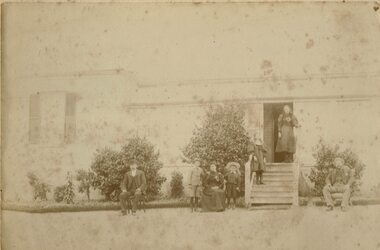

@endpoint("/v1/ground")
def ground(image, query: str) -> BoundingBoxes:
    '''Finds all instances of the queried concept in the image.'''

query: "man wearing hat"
[323,157,355,212]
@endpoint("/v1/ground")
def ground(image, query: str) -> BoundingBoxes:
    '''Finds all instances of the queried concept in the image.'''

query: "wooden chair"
[127,194,147,213]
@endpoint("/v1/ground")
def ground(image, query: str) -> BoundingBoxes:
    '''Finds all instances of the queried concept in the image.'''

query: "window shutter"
[64,93,76,143]
[29,93,41,143]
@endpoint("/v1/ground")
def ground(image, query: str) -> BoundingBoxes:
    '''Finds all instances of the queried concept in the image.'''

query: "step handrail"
[244,160,254,208]
[293,160,300,206]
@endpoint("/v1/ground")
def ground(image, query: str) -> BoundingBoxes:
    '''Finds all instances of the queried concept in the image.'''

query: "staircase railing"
[244,161,255,207]
[292,160,300,206]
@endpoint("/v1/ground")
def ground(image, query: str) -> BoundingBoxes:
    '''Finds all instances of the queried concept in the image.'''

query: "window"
[29,92,76,145]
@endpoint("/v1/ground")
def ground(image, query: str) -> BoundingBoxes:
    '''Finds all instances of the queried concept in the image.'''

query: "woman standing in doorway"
[275,105,300,163]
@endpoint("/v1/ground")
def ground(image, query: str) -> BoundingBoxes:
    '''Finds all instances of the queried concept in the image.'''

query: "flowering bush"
[91,136,166,201]
[27,172,51,201]
[170,171,184,198]
[308,139,365,196]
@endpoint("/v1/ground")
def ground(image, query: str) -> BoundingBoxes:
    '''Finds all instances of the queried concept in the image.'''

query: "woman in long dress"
[275,105,300,163]
[201,164,226,212]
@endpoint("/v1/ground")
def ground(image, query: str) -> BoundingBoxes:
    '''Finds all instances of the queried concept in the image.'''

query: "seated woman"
[201,164,226,212]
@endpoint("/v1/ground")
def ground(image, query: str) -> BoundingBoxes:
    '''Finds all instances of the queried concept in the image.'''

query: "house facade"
[2,2,380,201]
[2,75,380,201]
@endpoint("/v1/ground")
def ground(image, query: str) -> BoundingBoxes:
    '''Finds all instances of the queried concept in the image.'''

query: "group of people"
[188,160,241,212]
[118,105,355,215]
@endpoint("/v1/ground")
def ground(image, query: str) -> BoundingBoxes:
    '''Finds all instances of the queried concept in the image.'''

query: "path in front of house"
[2,205,380,250]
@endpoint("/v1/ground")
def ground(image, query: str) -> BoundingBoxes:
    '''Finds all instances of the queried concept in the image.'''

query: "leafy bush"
[90,148,123,201]
[308,139,365,196]
[170,171,184,198]
[76,169,95,200]
[182,104,250,194]
[54,172,75,204]
[91,136,166,201]
[27,172,51,201]
[64,172,75,204]
[53,185,65,202]
[371,183,380,198]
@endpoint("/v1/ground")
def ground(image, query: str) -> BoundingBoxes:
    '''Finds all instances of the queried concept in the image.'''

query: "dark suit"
[119,169,146,213]
[323,165,355,208]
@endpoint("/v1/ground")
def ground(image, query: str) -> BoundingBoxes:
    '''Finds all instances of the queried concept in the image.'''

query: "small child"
[248,134,268,185]
[225,162,241,209]
[188,160,203,212]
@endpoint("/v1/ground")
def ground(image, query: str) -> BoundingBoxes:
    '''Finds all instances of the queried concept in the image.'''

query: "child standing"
[188,160,203,212]
[225,162,241,209]
[248,135,268,185]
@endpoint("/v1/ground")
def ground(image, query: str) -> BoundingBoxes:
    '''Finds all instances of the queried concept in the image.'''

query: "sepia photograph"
[1,1,380,249]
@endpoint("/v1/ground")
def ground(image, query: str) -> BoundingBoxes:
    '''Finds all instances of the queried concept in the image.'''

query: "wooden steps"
[246,162,299,208]
[249,204,291,210]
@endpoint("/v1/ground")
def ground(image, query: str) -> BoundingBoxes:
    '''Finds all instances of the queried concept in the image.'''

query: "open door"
[244,103,263,141]
[263,102,293,163]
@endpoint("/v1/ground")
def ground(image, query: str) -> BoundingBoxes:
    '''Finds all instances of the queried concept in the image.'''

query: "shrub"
[182,104,250,193]
[27,172,51,201]
[76,169,95,200]
[53,185,65,202]
[91,136,166,201]
[308,139,365,196]
[371,183,380,198]
[64,172,75,204]
[90,148,124,201]
[182,104,250,171]
[170,171,184,198]
[54,172,75,204]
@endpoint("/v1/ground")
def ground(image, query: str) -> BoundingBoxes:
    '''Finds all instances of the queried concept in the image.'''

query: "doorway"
[263,102,293,163]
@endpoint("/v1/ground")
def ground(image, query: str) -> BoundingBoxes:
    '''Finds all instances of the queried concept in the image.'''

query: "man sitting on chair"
[119,160,146,216]
[323,157,355,212]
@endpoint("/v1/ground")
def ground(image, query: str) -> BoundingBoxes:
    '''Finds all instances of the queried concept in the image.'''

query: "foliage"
[170,171,184,198]
[54,172,75,204]
[27,172,51,201]
[53,185,65,203]
[76,169,96,200]
[120,136,166,200]
[308,139,366,196]
[371,183,380,198]
[64,172,75,204]
[91,136,166,201]
[90,148,124,201]
[182,104,250,173]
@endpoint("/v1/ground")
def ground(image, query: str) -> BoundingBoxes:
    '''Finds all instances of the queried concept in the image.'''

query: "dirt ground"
[2,205,380,250]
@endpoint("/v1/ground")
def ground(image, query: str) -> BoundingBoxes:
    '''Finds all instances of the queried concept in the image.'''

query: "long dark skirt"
[201,187,225,212]
[276,125,296,153]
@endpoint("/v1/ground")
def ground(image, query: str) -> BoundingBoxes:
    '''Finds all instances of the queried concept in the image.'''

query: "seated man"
[323,157,355,212]
[119,160,146,216]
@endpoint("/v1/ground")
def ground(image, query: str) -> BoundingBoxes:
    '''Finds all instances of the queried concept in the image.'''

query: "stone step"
[251,196,293,204]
